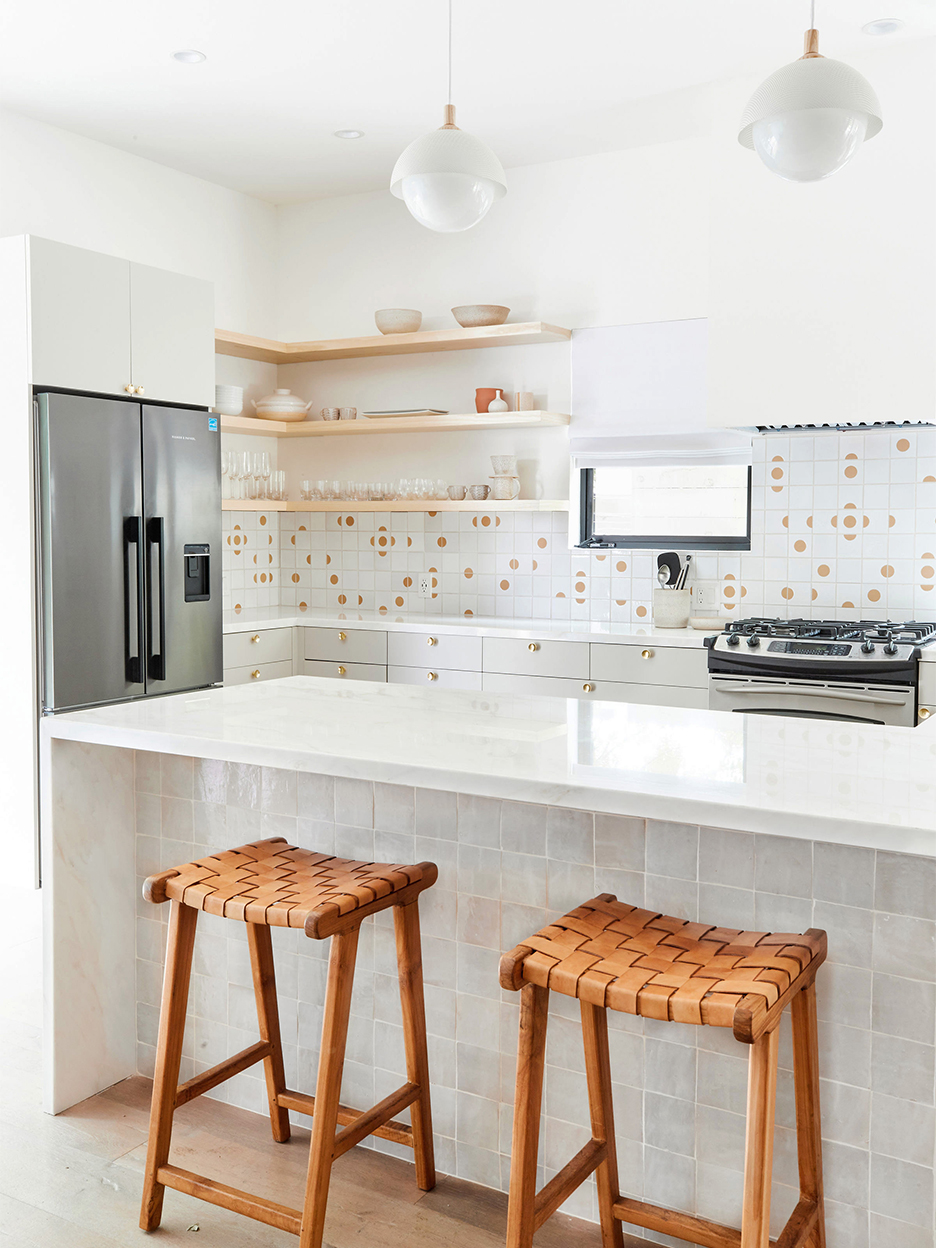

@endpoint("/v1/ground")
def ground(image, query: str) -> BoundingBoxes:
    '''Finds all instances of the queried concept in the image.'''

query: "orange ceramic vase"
[475,388,500,413]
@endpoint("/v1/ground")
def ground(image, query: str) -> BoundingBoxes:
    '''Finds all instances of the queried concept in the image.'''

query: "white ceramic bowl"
[451,304,510,328]
[251,389,313,421]
[375,309,422,335]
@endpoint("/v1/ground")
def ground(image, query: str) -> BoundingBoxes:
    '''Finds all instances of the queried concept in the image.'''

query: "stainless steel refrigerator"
[36,391,222,712]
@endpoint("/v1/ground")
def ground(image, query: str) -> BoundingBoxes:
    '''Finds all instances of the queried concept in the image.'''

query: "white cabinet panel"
[389,631,481,672]
[300,659,387,683]
[223,627,293,670]
[590,643,708,689]
[129,262,214,406]
[483,637,589,680]
[304,627,387,664]
[29,238,131,395]
[389,665,482,690]
[919,664,936,707]
[224,660,292,686]
[482,671,708,708]
[482,672,594,699]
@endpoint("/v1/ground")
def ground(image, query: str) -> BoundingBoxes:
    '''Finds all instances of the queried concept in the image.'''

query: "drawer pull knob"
[427,671,437,681]
[337,665,346,676]
[641,649,654,660]
[920,707,932,720]
[250,634,261,643]
[583,683,594,693]
[124,383,135,394]
[528,642,539,652]
[427,637,437,646]
[135,386,145,395]
[338,631,347,641]
[250,669,261,680]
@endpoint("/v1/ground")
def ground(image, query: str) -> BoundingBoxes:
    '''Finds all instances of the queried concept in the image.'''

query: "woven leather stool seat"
[144,837,437,938]
[501,893,826,1043]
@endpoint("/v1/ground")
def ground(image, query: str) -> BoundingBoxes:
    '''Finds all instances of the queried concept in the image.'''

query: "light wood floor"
[0,887,642,1248]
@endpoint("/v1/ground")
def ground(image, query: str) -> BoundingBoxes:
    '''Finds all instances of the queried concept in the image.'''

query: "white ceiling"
[1,0,934,204]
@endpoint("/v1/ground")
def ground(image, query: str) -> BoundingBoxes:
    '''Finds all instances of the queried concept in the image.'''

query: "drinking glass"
[259,451,272,499]
[221,451,231,500]
[325,480,341,501]
[435,479,448,500]
[270,470,286,500]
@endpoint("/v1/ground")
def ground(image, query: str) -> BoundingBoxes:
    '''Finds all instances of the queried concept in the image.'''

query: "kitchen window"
[578,463,752,550]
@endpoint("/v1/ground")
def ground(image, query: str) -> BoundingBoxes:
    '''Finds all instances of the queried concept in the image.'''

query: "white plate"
[363,409,449,419]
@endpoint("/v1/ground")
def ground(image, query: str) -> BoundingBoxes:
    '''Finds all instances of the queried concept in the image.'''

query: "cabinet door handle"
[427,637,437,646]
[641,649,654,660]
[583,683,594,693]
[250,634,261,644]
[251,669,261,680]
[427,671,437,681]
[337,665,346,676]
[124,383,135,394]
[528,642,539,652]
[135,386,145,395]
[338,631,347,641]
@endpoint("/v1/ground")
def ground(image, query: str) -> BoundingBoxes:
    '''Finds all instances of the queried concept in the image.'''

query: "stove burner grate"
[722,618,936,646]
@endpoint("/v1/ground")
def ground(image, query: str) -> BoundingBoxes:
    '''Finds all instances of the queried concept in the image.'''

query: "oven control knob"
[727,633,740,647]
[746,635,760,648]
[861,640,876,654]
[884,640,898,655]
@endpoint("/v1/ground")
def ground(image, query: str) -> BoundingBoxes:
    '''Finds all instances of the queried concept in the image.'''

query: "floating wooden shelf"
[215,322,571,364]
[220,411,570,438]
[222,499,570,513]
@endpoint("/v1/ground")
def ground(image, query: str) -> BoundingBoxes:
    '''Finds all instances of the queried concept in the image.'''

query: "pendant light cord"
[447,0,453,104]
[810,0,816,28]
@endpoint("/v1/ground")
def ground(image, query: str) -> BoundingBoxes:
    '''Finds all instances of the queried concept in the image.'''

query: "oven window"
[579,464,751,550]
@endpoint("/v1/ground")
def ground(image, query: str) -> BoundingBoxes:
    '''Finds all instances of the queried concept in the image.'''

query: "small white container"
[653,589,691,629]
[214,384,243,416]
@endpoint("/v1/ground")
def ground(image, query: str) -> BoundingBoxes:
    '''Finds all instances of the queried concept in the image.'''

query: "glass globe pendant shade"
[739,37,882,181]
[752,107,869,182]
[391,107,507,232]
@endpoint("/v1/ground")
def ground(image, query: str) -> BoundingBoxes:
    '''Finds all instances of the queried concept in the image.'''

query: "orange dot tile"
[500,579,510,590]
[616,561,627,572]
[403,576,413,588]
[868,589,881,602]
[338,594,347,605]
[818,565,831,577]
[464,568,473,578]
[844,466,858,479]
[845,452,858,460]
[292,573,300,583]
[636,605,647,617]
[509,558,519,570]
[329,574,338,585]
[897,438,910,451]
[537,538,548,548]
[781,587,794,600]
[395,596,404,606]
[922,566,935,578]
[771,467,783,480]
[794,540,807,552]
[434,535,445,548]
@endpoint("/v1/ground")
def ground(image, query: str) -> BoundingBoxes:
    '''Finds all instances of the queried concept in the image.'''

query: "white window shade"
[571,319,752,467]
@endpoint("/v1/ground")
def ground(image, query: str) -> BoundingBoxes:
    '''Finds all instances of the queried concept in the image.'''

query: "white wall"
[0,108,279,335]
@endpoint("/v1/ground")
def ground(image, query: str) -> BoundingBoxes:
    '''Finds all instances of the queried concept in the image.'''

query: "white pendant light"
[390,0,506,232]
[739,1,882,182]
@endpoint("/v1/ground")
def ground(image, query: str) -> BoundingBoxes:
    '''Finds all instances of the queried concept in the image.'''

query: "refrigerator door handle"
[146,516,167,681]
[123,517,145,684]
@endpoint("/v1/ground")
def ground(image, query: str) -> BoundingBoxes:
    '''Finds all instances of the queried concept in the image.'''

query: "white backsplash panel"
[222,429,936,622]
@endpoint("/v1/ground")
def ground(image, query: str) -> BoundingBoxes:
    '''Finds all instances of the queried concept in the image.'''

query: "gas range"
[705,618,936,727]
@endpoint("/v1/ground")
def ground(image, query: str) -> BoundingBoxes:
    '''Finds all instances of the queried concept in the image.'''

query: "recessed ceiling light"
[334,129,364,140]
[862,18,905,35]
[172,49,207,63]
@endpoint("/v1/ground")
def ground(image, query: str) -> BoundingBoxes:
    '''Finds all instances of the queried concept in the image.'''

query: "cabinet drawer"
[304,627,387,664]
[920,664,936,706]
[482,672,708,709]
[483,637,589,679]
[590,643,708,689]
[223,627,293,670]
[300,659,387,683]
[224,660,293,686]
[482,672,592,699]
[389,665,483,691]
[389,631,481,672]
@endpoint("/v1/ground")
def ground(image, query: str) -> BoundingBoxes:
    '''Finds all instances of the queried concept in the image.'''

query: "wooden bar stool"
[139,836,437,1248]
[500,894,827,1248]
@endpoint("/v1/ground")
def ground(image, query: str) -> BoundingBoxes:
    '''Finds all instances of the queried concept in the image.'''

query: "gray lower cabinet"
[224,660,293,686]
[300,658,387,683]
[389,665,483,690]
[304,627,387,664]
[482,637,589,679]
[388,631,482,671]
[223,627,293,670]
[590,643,708,688]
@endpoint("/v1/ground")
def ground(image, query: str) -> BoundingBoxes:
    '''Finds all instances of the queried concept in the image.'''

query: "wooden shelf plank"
[215,322,571,364]
[222,499,570,513]
[220,411,570,438]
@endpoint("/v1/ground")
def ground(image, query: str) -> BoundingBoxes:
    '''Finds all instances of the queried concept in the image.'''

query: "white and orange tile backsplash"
[222,428,936,622]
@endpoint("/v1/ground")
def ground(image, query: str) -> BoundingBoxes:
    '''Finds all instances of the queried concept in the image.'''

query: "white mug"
[468,485,490,501]
[490,476,520,500]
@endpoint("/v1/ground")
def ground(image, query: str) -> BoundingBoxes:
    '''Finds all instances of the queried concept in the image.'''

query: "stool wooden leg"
[247,922,291,1144]
[140,900,198,1232]
[581,1002,625,1248]
[506,983,549,1248]
[792,982,826,1248]
[741,1025,779,1248]
[298,925,360,1248]
[394,899,436,1191]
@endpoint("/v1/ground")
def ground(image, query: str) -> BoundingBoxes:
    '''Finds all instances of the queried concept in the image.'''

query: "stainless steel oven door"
[709,674,916,726]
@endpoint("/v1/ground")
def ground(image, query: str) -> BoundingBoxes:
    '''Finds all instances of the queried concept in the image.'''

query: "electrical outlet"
[418,574,432,598]
[694,581,718,611]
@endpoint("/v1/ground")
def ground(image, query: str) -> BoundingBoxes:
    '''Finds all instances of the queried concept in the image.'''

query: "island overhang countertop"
[43,676,936,857]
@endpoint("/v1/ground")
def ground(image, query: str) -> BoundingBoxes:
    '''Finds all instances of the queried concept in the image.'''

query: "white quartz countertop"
[222,607,715,647]
[44,677,936,857]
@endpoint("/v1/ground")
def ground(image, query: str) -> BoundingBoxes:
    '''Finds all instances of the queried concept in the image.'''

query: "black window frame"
[577,465,753,551]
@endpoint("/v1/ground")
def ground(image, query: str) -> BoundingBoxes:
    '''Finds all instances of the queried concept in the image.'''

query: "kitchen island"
[42,678,936,1243]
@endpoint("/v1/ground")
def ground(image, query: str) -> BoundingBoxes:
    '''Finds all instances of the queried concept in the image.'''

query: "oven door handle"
[715,684,908,707]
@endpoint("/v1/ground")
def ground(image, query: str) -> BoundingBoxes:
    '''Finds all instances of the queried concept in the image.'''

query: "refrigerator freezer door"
[142,405,222,695]
[37,392,145,711]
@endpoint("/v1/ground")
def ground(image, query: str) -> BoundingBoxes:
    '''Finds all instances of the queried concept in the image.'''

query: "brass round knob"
[427,637,437,646]
[583,683,594,693]
[427,671,437,681]
[250,669,260,680]
[250,634,260,643]
[338,631,347,641]
[641,649,654,660]
[135,386,145,395]
[124,384,135,393]
[528,642,539,652]
[337,665,346,676]
[920,707,932,721]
